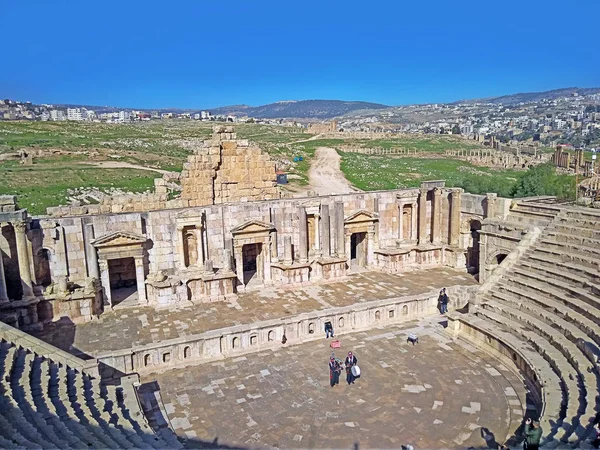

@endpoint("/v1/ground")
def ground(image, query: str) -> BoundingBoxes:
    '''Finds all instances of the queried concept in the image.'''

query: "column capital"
[433,187,442,196]
[419,188,428,196]
[450,189,461,198]
[98,259,109,270]
[13,221,28,233]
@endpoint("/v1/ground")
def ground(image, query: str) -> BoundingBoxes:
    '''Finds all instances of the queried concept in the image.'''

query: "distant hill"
[461,87,600,105]
[208,100,389,119]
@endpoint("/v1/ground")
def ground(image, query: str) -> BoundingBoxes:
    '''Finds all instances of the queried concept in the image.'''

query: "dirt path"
[307,147,359,195]
[76,161,174,175]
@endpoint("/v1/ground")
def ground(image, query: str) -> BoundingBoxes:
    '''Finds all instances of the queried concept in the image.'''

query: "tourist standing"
[324,321,334,339]
[523,418,542,450]
[345,351,358,385]
[439,288,449,314]
[329,355,341,387]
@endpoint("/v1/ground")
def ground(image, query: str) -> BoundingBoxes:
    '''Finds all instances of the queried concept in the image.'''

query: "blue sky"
[2,0,599,109]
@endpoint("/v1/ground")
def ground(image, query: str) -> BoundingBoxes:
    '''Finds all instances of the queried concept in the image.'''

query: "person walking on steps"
[345,351,358,385]
[523,418,542,450]
[329,354,341,387]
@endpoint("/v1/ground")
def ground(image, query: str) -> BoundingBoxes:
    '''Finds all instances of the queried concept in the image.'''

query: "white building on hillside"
[67,108,83,121]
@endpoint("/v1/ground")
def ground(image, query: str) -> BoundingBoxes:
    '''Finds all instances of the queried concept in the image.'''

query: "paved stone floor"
[36,268,476,354]
[150,318,529,449]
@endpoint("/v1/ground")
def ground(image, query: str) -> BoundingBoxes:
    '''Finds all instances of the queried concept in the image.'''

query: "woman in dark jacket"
[329,356,341,387]
[345,351,358,385]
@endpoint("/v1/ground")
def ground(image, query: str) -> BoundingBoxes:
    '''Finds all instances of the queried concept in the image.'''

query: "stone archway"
[231,220,275,290]
[344,210,378,269]
[92,231,148,308]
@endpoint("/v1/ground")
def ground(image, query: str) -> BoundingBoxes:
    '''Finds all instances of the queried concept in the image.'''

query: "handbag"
[351,365,361,377]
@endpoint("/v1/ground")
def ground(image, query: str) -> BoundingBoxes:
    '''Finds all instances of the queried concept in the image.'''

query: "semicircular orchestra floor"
[150,319,530,449]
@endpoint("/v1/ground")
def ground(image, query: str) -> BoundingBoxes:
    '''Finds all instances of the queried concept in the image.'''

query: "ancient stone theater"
[0,126,598,449]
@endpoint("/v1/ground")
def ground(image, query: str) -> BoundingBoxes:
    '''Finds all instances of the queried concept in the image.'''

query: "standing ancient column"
[262,237,272,283]
[450,190,462,247]
[283,235,293,264]
[194,225,204,267]
[366,227,376,266]
[98,259,112,307]
[298,207,308,264]
[233,245,244,287]
[14,221,35,300]
[84,223,100,280]
[270,207,279,262]
[320,205,331,258]
[334,202,345,257]
[0,243,8,303]
[223,248,232,271]
[397,201,404,241]
[134,256,147,304]
[313,212,320,252]
[418,189,428,246]
[176,225,186,269]
[411,201,418,242]
[432,188,442,245]
[486,193,497,219]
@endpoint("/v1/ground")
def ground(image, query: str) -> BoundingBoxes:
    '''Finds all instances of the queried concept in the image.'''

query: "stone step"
[545,229,600,249]
[510,266,600,311]
[524,253,600,286]
[519,258,600,300]
[555,214,600,230]
[515,202,562,215]
[561,208,600,220]
[508,209,554,225]
[513,205,559,218]
[552,222,600,240]
[488,290,600,364]
[539,238,600,260]
[532,245,599,272]
[49,362,102,447]
[0,410,42,450]
[495,282,600,347]
[67,369,123,449]
[7,348,49,448]
[448,313,566,443]
[473,307,580,443]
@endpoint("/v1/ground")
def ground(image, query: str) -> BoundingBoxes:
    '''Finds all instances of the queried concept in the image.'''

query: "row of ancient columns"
[0,221,35,303]
[412,189,462,247]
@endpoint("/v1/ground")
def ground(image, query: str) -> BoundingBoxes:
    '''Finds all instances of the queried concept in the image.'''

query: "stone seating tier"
[0,339,177,449]
[451,207,600,447]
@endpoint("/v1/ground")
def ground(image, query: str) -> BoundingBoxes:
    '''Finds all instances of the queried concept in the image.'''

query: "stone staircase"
[0,333,181,449]
[450,206,600,448]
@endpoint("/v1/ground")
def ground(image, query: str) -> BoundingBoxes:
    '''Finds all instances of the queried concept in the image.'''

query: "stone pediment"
[231,220,275,235]
[91,231,147,248]
[344,209,378,224]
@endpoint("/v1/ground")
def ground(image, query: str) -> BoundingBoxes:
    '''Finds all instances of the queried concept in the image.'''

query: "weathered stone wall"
[180,126,279,207]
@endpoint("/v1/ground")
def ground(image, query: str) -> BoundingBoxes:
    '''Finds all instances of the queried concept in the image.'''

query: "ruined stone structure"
[1,124,600,448]
[444,148,549,169]
[307,120,337,134]
[0,184,501,327]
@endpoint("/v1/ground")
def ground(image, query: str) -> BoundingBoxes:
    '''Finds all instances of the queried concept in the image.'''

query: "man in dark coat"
[345,351,358,385]
[439,288,449,314]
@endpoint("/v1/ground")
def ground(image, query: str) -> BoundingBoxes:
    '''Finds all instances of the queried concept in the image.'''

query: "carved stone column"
[223,248,232,271]
[234,244,244,287]
[397,201,404,241]
[298,207,308,264]
[283,235,293,264]
[411,202,418,242]
[134,256,147,305]
[14,221,35,300]
[270,207,279,262]
[314,212,320,252]
[320,204,331,257]
[418,189,428,246]
[0,246,8,303]
[176,225,186,269]
[84,223,100,280]
[194,225,204,267]
[366,227,375,266]
[486,193,497,219]
[334,202,345,257]
[432,188,442,245]
[450,190,462,247]
[262,237,272,283]
[98,259,112,307]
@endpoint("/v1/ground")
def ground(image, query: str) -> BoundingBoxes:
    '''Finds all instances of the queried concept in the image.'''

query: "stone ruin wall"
[180,126,279,207]
[44,126,280,217]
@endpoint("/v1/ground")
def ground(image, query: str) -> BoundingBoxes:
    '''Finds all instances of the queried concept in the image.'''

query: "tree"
[511,163,575,200]
[451,125,461,135]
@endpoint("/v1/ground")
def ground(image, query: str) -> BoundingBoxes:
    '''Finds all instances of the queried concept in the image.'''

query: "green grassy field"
[339,152,523,197]
[0,161,156,215]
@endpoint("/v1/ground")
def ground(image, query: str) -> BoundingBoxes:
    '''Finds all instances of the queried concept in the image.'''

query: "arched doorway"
[466,219,481,274]
[35,248,52,287]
